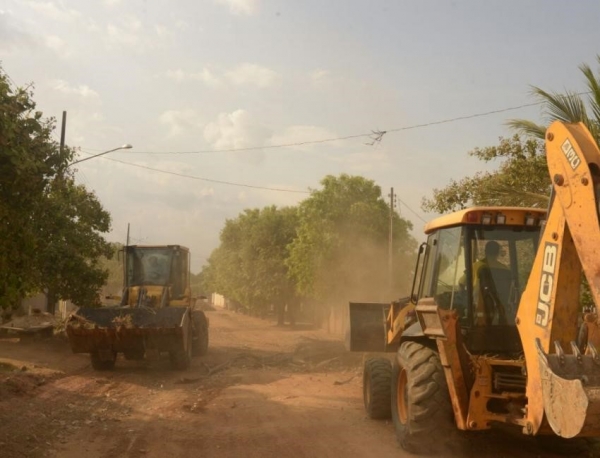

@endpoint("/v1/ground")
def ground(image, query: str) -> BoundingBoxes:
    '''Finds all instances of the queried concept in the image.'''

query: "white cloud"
[165,64,278,88]
[0,10,36,55]
[155,24,169,38]
[328,149,391,173]
[198,187,215,197]
[166,68,221,87]
[105,16,146,49]
[175,20,190,30]
[64,110,121,146]
[204,109,271,150]
[310,69,331,83]
[159,109,204,136]
[26,1,82,22]
[44,35,72,58]
[103,0,122,6]
[269,125,340,150]
[215,0,259,15]
[51,79,101,101]
[225,63,279,88]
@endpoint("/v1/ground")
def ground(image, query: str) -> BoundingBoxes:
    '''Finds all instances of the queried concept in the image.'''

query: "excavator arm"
[516,121,600,438]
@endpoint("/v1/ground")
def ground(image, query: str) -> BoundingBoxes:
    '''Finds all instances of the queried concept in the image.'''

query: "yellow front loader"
[66,245,209,371]
[348,121,600,453]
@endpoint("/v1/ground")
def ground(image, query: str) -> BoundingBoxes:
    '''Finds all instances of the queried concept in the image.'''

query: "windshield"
[126,247,173,286]
[468,226,540,327]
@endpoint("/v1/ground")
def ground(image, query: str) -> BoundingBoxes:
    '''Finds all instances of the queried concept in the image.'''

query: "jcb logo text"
[561,139,582,170]
[535,243,557,327]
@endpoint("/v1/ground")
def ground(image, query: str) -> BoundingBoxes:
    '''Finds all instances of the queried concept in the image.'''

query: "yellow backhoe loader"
[348,121,600,453]
[66,245,209,371]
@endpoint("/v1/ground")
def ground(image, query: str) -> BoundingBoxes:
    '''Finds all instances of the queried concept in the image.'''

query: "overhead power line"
[396,197,427,223]
[106,132,370,155]
[78,152,311,194]
[78,151,427,222]
[108,94,591,155]
[77,92,593,221]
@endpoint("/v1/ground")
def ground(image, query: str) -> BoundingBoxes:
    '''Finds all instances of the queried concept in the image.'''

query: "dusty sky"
[2,0,600,271]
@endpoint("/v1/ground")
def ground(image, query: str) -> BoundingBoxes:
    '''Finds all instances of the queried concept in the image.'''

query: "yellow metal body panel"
[434,307,471,430]
[516,122,600,437]
[387,302,415,345]
[424,207,545,234]
[127,285,166,306]
[466,357,527,430]
[380,122,600,439]
[128,244,190,251]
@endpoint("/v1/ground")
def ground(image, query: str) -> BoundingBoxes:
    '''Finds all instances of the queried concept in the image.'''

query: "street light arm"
[68,144,133,167]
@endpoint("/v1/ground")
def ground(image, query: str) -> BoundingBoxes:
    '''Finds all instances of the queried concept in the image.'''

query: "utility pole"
[60,111,67,154]
[388,187,396,296]
[47,112,67,316]
[123,223,130,289]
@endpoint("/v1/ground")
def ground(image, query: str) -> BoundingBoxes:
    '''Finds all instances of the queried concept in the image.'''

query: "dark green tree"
[201,206,300,322]
[287,174,416,304]
[97,242,125,296]
[424,56,600,214]
[424,57,600,309]
[422,135,550,213]
[0,67,112,312]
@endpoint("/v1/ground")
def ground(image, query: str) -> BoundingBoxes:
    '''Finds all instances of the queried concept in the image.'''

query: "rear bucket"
[346,302,389,352]
[66,306,189,354]
[536,338,600,438]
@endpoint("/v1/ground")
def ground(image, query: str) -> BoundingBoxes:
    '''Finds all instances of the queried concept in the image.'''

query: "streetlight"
[68,144,133,166]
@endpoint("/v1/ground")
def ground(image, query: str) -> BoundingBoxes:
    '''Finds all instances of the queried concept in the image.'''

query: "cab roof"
[127,244,190,252]
[424,206,546,234]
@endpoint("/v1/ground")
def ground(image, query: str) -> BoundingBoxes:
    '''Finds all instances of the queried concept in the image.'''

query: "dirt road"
[0,309,596,458]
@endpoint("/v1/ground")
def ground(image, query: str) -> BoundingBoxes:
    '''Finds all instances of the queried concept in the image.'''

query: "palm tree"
[508,56,600,142]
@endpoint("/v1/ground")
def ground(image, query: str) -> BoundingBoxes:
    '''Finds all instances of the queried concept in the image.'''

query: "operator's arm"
[459,260,484,288]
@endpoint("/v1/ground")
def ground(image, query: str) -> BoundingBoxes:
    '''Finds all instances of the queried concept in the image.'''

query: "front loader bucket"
[66,306,190,356]
[346,302,389,352]
[536,339,600,438]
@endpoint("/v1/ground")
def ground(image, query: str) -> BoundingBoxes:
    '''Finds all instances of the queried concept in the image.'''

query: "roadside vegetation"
[0,67,112,314]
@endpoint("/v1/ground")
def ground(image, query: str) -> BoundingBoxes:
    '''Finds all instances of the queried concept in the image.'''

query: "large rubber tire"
[192,311,209,357]
[90,351,116,371]
[363,358,392,419]
[391,341,453,454]
[170,323,192,370]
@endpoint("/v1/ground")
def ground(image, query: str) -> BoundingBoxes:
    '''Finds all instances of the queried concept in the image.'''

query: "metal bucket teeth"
[66,306,189,355]
[536,338,600,438]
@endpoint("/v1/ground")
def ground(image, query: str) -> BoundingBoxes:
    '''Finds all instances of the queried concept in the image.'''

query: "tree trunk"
[46,289,57,315]
[288,300,297,327]
[276,303,285,326]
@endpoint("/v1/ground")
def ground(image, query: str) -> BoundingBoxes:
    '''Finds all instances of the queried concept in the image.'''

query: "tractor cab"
[415,207,545,355]
[347,207,545,355]
[121,245,191,308]
[125,245,190,295]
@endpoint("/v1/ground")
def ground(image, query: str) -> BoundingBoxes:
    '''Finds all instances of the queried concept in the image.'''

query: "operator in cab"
[458,240,508,288]
[146,255,166,282]
[459,240,510,325]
